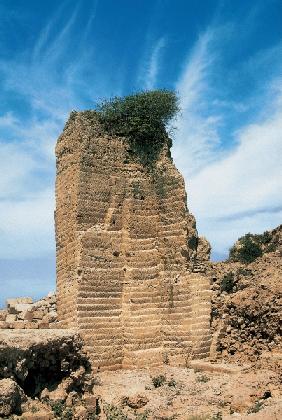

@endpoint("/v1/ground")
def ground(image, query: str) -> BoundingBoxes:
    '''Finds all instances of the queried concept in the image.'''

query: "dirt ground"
[93,358,282,420]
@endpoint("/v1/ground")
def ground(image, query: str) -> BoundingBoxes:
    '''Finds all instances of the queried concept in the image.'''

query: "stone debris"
[209,225,282,366]
[0,292,57,330]
[0,378,27,416]
[0,329,96,418]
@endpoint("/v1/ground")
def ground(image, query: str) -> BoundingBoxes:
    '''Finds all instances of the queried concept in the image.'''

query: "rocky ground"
[1,353,281,419]
[0,226,281,419]
[209,227,281,367]
[0,330,96,419]
[92,362,282,420]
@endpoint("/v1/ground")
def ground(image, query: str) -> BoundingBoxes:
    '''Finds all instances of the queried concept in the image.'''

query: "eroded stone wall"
[55,112,211,370]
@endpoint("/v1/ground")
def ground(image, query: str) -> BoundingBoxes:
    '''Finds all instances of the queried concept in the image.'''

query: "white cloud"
[172,28,282,259]
[0,3,99,259]
[0,142,37,198]
[0,189,55,259]
[145,37,166,90]
[188,106,282,257]
[173,29,224,178]
[138,37,166,91]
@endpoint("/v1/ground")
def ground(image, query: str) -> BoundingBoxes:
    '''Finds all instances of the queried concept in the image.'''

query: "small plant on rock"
[167,378,177,387]
[50,401,65,417]
[211,412,222,420]
[220,272,235,293]
[135,411,150,420]
[96,90,179,164]
[104,403,128,420]
[196,374,209,383]
[247,401,264,414]
[152,374,166,388]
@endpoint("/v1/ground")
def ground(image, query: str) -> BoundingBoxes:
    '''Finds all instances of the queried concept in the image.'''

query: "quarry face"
[55,111,211,371]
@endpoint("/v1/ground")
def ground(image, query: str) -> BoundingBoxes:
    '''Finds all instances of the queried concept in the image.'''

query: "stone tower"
[55,111,211,371]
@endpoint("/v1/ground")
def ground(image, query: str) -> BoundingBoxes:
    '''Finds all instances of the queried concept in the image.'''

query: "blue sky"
[0,0,282,306]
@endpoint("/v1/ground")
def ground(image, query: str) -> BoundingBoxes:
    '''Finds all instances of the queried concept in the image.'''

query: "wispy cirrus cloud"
[138,37,166,90]
[0,2,99,260]
[172,25,282,259]
[173,29,224,179]
[145,37,166,90]
[189,98,282,257]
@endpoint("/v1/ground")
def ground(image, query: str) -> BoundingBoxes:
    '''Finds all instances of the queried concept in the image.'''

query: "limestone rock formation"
[209,225,282,364]
[0,378,26,416]
[55,111,211,370]
[0,330,96,417]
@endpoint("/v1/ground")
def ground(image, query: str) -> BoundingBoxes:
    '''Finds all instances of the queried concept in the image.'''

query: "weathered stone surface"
[0,330,91,398]
[209,225,282,364]
[6,313,17,323]
[0,293,58,330]
[0,310,7,321]
[123,394,149,409]
[14,303,33,313]
[7,297,33,307]
[197,236,211,262]
[55,111,211,370]
[0,378,26,416]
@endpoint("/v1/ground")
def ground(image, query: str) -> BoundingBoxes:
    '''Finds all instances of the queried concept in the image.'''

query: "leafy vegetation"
[50,401,64,417]
[188,235,198,250]
[152,374,166,388]
[96,90,179,163]
[196,374,210,383]
[237,267,252,276]
[228,229,277,264]
[220,272,235,293]
[104,404,128,420]
[247,401,264,414]
[229,234,263,264]
[167,378,177,387]
[50,401,73,419]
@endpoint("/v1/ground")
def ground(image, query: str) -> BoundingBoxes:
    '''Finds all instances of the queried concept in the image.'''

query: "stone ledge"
[189,359,250,374]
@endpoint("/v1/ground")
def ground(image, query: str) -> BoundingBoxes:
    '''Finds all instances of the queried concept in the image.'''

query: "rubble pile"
[0,293,57,329]
[210,225,282,364]
[0,330,96,418]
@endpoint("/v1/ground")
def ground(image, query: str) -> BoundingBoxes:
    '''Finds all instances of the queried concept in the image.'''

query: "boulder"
[0,378,26,416]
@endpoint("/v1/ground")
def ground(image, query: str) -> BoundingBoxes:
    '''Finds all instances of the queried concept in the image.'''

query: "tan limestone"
[55,111,211,370]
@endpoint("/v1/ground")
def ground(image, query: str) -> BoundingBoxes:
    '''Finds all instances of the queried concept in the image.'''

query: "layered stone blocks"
[0,295,57,329]
[55,112,211,370]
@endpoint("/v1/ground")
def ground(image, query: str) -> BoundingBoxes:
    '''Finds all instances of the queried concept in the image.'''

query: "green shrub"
[196,374,209,383]
[229,234,263,264]
[96,90,179,163]
[211,413,222,420]
[258,231,272,244]
[237,267,252,276]
[63,408,73,420]
[188,236,198,250]
[265,243,276,253]
[167,378,177,387]
[50,401,64,417]
[247,401,263,414]
[50,402,73,419]
[152,374,166,388]
[104,404,128,420]
[221,272,235,293]
[135,412,150,420]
